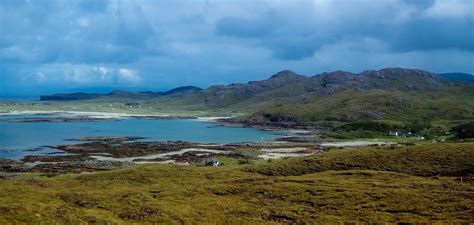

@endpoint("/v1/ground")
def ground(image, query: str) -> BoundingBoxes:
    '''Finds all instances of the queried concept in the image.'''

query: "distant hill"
[439,73,474,82]
[40,86,202,101]
[40,92,102,101]
[157,86,202,95]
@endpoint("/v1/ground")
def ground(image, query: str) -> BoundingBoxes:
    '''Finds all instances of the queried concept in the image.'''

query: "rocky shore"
[0,158,27,172]
[49,139,233,158]
[0,134,321,174]
[0,130,403,175]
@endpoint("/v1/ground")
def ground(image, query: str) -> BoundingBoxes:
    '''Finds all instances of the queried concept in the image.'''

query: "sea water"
[0,116,282,159]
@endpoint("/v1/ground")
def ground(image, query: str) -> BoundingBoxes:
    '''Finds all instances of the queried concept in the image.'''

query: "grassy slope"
[243,87,474,123]
[248,142,474,177]
[0,143,473,224]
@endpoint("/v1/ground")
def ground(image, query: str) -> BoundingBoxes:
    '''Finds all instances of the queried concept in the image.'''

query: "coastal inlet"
[0,112,324,173]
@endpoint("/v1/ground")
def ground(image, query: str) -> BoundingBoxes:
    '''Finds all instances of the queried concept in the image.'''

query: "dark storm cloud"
[214,0,474,60]
[0,0,155,64]
[0,0,473,94]
[390,19,474,52]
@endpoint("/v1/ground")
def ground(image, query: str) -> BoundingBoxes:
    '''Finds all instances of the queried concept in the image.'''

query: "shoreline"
[0,136,323,173]
[0,131,405,174]
[0,110,232,121]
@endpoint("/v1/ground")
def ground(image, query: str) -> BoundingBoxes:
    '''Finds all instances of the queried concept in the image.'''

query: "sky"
[0,0,473,96]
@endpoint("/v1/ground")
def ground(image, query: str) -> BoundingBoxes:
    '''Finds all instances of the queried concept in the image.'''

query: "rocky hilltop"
[202,70,307,107]
[190,68,457,108]
[313,68,450,95]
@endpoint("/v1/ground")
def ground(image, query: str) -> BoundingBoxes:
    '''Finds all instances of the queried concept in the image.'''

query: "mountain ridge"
[190,67,458,108]
[40,68,470,102]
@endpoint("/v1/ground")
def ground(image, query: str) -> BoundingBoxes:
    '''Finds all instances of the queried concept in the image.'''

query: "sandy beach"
[0,110,231,121]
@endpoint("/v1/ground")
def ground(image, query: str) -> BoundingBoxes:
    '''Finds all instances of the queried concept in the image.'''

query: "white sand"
[134,160,176,165]
[259,147,316,159]
[0,110,152,119]
[1,110,234,122]
[195,117,231,122]
[259,153,313,160]
[285,129,312,134]
[260,147,308,153]
[91,148,230,163]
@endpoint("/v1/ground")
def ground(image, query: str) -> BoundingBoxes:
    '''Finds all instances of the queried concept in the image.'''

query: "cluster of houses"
[121,103,153,109]
[388,130,425,140]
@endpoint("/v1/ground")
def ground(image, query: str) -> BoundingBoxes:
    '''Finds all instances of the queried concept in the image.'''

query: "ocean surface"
[0,115,283,160]
[0,95,39,102]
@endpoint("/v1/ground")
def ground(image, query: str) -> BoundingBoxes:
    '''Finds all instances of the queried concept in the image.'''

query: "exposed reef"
[5,134,320,173]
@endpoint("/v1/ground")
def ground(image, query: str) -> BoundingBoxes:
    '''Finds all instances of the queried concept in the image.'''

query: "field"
[0,142,472,224]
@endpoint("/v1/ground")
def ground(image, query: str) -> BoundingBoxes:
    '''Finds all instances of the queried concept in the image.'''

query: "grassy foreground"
[0,143,473,224]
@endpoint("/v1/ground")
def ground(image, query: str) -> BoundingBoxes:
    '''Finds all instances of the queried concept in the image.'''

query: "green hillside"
[150,68,474,130]
[244,87,474,123]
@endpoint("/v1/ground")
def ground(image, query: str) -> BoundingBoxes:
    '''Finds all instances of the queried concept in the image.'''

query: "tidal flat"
[0,111,323,173]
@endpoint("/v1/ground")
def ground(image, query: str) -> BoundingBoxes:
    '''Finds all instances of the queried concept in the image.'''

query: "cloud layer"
[1,0,473,94]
